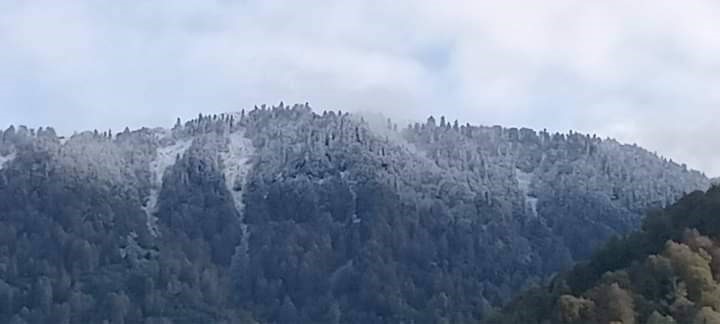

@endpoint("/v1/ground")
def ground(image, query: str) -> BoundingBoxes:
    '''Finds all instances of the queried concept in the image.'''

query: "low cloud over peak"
[1,0,718,175]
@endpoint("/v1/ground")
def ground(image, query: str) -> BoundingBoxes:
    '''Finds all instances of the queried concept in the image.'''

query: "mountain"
[0,103,710,323]
[488,185,720,324]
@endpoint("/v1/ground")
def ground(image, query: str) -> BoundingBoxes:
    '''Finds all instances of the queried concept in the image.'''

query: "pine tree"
[278,295,298,324]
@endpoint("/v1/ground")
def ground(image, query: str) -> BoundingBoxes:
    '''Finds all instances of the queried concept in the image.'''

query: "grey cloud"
[0,0,718,175]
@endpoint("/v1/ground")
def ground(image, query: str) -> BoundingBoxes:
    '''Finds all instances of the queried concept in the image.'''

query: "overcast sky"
[0,1,718,175]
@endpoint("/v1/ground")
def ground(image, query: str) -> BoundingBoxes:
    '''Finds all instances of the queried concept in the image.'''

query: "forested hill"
[0,103,710,323]
[488,185,720,324]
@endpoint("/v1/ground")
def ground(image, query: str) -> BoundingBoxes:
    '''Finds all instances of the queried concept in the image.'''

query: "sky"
[0,1,719,176]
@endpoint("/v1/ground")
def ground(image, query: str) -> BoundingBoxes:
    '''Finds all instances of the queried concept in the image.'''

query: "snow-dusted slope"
[220,130,254,254]
[0,105,713,323]
[0,152,16,170]
[143,138,193,237]
[516,168,538,217]
[221,130,254,218]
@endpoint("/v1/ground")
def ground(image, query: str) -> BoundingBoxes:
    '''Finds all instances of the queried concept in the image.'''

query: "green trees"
[556,295,595,323]
[646,312,676,324]
[589,283,635,324]
[494,186,720,324]
[664,241,720,309]
[693,307,720,324]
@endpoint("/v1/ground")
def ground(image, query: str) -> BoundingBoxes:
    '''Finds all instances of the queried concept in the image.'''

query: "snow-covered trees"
[0,104,710,323]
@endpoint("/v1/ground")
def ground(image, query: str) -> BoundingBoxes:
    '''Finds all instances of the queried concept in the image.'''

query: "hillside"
[0,103,710,323]
[488,185,720,324]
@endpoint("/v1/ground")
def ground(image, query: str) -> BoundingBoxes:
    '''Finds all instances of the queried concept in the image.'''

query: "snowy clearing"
[0,152,16,170]
[221,130,254,254]
[143,138,193,237]
[516,168,538,217]
[221,131,254,218]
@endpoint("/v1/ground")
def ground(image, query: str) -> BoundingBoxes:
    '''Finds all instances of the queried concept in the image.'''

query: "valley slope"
[488,186,720,324]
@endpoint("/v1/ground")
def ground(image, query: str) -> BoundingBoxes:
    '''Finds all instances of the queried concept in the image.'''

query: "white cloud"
[0,0,718,175]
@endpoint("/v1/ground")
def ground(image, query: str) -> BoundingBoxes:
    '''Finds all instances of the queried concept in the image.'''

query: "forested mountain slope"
[0,103,709,323]
[488,186,720,324]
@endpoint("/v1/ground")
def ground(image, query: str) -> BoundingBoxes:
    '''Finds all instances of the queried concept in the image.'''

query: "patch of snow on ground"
[0,152,16,170]
[143,138,193,237]
[527,197,539,217]
[330,260,354,285]
[221,130,254,253]
[221,131,254,216]
[516,168,538,217]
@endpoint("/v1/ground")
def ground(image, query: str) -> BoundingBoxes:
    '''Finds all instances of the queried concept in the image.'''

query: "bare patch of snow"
[0,152,16,171]
[516,168,538,217]
[143,138,193,237]
[221,131,254,217]
[527,197,539,216]
[330,260,354,285]
[221,130,254,254]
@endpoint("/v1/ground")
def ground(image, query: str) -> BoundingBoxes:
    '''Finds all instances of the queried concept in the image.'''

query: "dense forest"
[0,103,710,323]
[489,185,720,324]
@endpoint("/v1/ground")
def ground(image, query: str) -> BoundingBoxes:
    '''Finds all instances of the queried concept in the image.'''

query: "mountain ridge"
[0,103,711,323]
